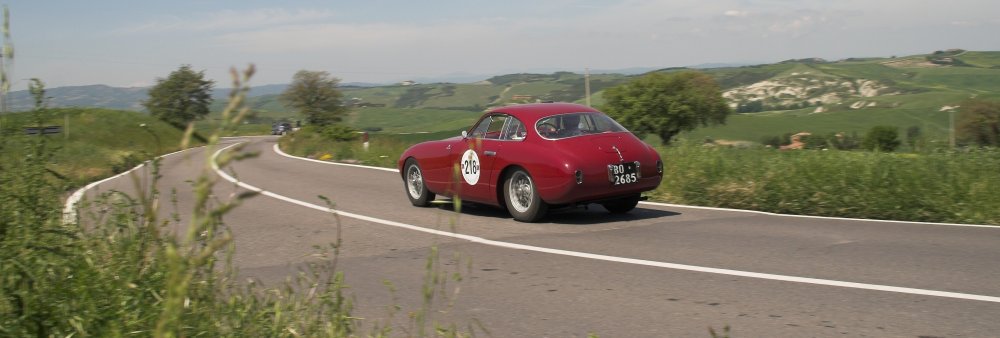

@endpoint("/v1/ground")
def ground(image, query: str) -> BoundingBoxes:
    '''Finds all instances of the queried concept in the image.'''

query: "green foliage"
[957,98,1000,146]
[799,133,830,149]
[0,120,72,337]
[317,124,360,142]
[280,70,347,126]
[0,5,11,99]
[602,71,732,145]
[143,65,214,128]
[654,143,1000,225]
[862,125,901,152]
[27,78,46,109]
[736,100,764,113]
[760,135,784,148]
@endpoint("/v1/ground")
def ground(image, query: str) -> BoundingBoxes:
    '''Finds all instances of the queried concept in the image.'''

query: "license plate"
[608,162,640,185]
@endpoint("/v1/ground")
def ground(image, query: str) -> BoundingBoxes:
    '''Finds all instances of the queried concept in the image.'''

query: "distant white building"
[400,80,417,86]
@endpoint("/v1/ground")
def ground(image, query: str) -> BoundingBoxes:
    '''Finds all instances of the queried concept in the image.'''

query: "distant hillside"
[5,50,999,143]
[685,50,1000,143]
[6,85,148,111]
[4,83,287,112]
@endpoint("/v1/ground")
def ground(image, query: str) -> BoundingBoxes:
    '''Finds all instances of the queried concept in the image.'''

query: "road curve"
[76,136,1000,337]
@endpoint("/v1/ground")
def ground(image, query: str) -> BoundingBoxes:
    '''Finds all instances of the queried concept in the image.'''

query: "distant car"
[398,102,663,222]
[272,122,293,135]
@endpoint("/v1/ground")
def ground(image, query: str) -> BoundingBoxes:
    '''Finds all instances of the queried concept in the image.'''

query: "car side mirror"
[461,130,468,138]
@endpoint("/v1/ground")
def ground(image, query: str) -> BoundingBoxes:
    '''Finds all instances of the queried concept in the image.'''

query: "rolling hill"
[6,50,999,144]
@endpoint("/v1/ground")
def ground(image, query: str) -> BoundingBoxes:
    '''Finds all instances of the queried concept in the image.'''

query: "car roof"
[487,102,602,122]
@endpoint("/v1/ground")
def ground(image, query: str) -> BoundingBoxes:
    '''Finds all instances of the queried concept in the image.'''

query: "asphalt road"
[74,136,1000,337]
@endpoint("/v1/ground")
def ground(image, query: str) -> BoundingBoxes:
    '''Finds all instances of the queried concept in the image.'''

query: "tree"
[143,65,214,128]
[602,71,731,145]
[280,70,347,126]
[862,125,901,152]
[957,99,1000,147]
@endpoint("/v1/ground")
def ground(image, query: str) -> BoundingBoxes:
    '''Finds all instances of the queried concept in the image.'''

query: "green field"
[225,50,1000,145]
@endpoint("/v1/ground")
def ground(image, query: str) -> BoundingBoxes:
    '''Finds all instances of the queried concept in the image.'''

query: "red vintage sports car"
[398,102,663,222]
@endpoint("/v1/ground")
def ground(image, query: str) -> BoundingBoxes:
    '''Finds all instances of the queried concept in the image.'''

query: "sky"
[6,0,1000,89]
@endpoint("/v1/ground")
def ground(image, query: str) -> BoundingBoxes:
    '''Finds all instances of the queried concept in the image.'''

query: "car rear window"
[535,112,627,140]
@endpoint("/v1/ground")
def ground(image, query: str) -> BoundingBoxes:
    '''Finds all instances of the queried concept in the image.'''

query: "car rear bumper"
[537,174,661,205]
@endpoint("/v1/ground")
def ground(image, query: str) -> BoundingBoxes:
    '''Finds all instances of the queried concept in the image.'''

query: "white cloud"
[724,10,748,17]
[120,8,337,33]
[216,21,495,53]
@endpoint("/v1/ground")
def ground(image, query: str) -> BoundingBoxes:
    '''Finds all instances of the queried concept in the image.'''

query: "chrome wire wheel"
[403,159,435,207]
[406,165,424,199]
[503,168,547,222]
[508,171,534,213]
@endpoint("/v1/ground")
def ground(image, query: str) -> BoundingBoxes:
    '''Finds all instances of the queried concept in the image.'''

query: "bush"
[110,151,148,174]
[862,125,901,152]
[318,124,360,142]
[760,135,783,148]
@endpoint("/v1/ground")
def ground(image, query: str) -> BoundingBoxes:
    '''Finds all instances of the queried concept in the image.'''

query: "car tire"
[602,194,640,214]
[503,168,548,222]
[404,159,435,207]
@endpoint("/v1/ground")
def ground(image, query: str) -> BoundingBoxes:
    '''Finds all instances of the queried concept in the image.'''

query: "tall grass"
[1,65,476,337]
[654,142,1000,225]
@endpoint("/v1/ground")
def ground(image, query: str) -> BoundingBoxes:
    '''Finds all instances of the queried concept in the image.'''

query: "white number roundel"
[461,149,480,185]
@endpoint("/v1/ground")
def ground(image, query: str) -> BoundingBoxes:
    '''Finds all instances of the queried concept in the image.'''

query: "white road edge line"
[216,142,1000,303]
[62,136,256,224]
[62,147,192,224]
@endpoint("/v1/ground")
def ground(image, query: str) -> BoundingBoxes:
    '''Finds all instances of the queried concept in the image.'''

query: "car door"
[453,114,509,204]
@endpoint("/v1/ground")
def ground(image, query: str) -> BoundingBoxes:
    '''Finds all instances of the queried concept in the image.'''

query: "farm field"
[230,50,1000,145]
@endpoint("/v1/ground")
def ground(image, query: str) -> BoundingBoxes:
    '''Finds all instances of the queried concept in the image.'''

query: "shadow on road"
[545,206,680,225]
[431,200,680,225]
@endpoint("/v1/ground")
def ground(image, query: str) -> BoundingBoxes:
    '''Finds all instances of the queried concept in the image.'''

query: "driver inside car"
[559,114,582,137]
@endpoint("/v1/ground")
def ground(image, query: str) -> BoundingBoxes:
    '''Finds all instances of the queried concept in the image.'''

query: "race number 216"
[463,159,479,175]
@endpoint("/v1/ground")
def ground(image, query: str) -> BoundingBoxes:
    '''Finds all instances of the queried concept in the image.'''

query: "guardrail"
[24,125,62,135]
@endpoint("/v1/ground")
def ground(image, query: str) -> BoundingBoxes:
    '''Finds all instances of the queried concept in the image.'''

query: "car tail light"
[575,170,584,184]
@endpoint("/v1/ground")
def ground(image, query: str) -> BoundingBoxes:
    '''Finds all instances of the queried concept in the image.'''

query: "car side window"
[469,117,492,138]
[469,115,509,140]
[501,117,527,141]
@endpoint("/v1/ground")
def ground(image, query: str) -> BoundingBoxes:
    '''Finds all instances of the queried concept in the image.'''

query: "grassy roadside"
[0,107,195,188]
[2,67,476,336]
[280,131,1000,225]
[654,142,1000,225]
[0,107,277,190]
